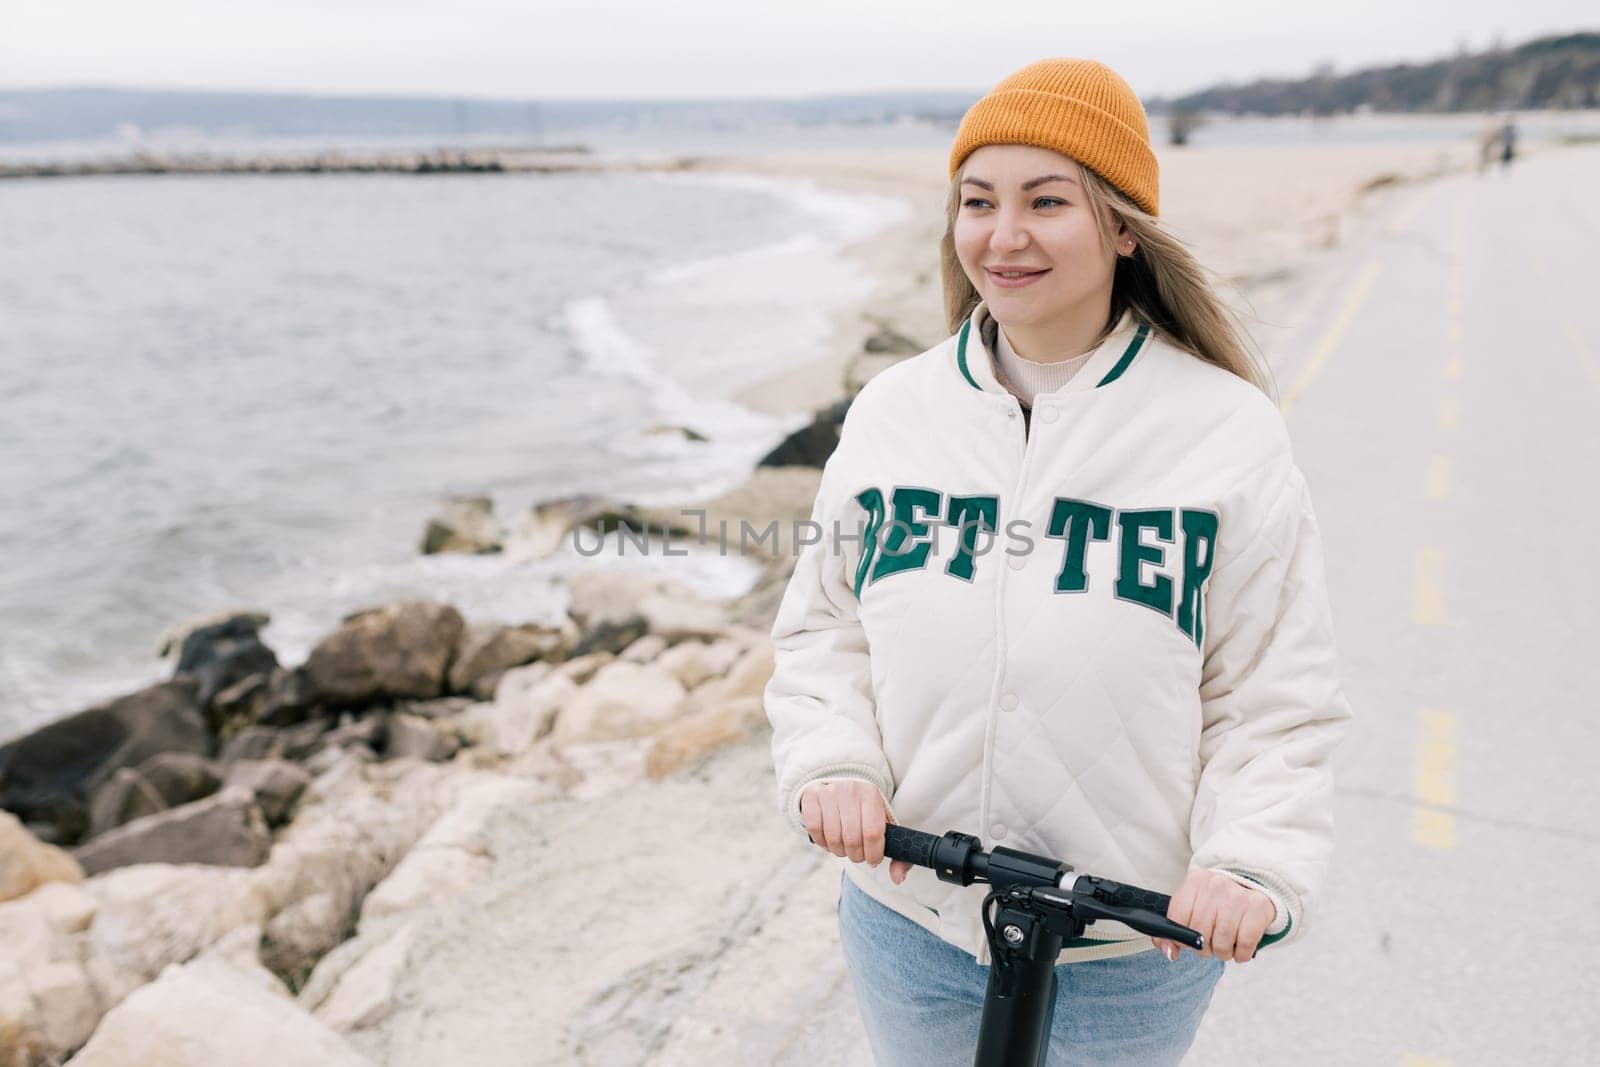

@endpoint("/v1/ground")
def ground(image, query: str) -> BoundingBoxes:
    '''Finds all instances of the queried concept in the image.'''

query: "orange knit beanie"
[948,58,1160,218]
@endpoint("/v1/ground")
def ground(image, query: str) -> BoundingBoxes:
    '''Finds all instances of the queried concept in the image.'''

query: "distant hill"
[3,30,1594,147]
[0,86,976,145]
[1151,31,1599,115]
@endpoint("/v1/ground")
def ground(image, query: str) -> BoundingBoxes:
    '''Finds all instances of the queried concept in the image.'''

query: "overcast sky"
[3,1,1594,100]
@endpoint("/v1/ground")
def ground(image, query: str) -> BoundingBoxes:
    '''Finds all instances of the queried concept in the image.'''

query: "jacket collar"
[953,301,1151,398]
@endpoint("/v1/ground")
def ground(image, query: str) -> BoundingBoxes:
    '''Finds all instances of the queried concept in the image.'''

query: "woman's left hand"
[1151,869,1275,965]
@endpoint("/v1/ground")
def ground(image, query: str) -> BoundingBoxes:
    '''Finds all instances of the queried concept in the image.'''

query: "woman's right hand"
[799,779,912,885]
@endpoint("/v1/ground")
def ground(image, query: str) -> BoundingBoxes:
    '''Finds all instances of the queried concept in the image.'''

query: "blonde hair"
[940,158,1273,398]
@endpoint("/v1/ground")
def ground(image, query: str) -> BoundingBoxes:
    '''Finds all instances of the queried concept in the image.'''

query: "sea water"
[0,167,908,742]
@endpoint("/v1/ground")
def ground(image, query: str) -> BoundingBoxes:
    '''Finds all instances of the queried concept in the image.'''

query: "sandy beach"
[709,136,1485,421]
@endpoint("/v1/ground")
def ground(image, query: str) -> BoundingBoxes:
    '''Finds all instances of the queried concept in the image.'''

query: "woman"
[764,57,1352,1065]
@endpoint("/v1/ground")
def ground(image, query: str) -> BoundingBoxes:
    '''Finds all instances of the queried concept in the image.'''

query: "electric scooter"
[882,824,1270,1066]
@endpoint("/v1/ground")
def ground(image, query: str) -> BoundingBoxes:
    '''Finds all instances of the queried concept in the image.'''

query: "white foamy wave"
[635,167,914,290]
[561,296,661,384]
[555,291,796,480]
[551,167,911,513]
[649,170,912,245]
[588,170,913,419]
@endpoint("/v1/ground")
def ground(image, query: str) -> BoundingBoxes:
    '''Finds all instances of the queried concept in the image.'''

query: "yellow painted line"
[1424,456,1452,500]
[1565,321,1600,388]
[1411,710,1459,851]
[1444,352,1462,379]
[1446,297,1462,317]
[1446,321,1463,343]
[1280,260,1380,417]
[1412,548,1448,625]
[1401,1055,1455,1067]
[1438,396,1460,430]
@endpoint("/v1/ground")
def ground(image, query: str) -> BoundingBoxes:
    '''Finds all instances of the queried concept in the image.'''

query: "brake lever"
[1029,886,1204,950]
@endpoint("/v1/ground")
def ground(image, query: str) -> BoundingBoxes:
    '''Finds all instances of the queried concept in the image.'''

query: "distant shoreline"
[8,108,1600,180]
[0,144,715,180]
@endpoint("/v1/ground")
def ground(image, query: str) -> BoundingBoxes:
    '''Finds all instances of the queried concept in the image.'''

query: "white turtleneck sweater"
[985,318,1099,408]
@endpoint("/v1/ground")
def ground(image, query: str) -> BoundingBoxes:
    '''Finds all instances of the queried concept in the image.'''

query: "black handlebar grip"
[1080,875,1172,918]
[883,824,940,868]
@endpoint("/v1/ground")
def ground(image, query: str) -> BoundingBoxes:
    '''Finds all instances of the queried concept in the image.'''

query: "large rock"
[85,768,168,838]
[302,920,419,1033]
[645,696,767,780]
[384,713,459,763]
[0,678,211,845]
[285,730,838,1066]
[690,465,828,559]
[566,570,730,647]
[86,751,223,838]
[861,324,925,355]
[570,614,649,658]
[447,622,566,699]
[642,643,774,779]
[156,608,268,660]
[67,955,377,1067]
[210,672,269,735]
[654,638,745,691]
[305,743,376,778]
[168,610,281,711]
[0,760,487,1063]
[251,760,456,988]
[213,666,319,737]
[502,496,700,562]
[72,787,271,876]
[756,396,850,468]
[262,890,357,993]
[419,493,505,555]
[303,602,465,708]
[310,713,388,762]
[460,665,573,757]
[619,633,669,664]
[262,764,538,992]
[137,751,224,808]
[550,650,613,687]
[0,812,83,903]
[257,666,319,727]
[0,880,104,1058]
[359,777,545,923]
[677,641,776,716]
[220,717,331,767]
[550,661,688,746]
[225,759,312,826]
[84,862,269,985]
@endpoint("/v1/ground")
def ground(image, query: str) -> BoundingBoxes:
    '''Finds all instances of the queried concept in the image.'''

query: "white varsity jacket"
[764,300,1353,966]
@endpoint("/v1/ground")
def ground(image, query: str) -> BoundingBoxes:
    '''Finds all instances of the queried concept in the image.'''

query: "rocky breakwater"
[0,375,890,1065]
[0,570,780,1064]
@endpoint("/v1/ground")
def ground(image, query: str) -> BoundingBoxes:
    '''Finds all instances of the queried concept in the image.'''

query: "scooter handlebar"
[883,823,941,868]
[881,825,1207,951]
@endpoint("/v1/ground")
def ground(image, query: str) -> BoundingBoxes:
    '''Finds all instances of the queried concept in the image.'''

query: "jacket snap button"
[991,824,1008,840]
[1007,554,1025,571]
[1000,692,1019,711]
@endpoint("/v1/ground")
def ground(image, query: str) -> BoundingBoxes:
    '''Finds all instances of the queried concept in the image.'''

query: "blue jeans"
[837,871,1225,1066]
